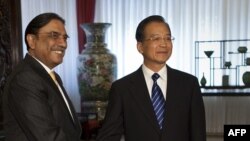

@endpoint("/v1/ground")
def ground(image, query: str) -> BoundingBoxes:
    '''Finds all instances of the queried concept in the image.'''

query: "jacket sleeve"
[96,82,124,141]
[190,77,206,141]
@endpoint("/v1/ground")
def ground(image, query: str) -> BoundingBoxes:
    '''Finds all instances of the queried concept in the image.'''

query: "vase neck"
[82,43,109,54]
[81,23,111,44]
[86,34,106,43]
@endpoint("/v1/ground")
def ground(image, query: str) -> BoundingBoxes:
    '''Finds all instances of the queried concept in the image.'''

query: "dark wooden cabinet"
[0,0,23,139]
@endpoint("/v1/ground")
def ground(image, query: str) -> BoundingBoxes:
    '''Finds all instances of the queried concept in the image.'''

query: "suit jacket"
[3,54,82,141]
[97,65,206,141]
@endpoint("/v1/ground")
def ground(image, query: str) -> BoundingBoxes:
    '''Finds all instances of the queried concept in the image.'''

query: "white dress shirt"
[142,64,167,100]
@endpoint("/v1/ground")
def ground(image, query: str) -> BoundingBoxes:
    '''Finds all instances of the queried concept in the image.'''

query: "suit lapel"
[128,67,162,133]
[24,54,80,130]
[130,65,178,133]
[24,54,58,91]
[161,65,178,131]
[55,73,81,130]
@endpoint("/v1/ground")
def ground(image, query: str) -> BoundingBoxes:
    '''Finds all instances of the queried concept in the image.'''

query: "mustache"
[51,46,66,52]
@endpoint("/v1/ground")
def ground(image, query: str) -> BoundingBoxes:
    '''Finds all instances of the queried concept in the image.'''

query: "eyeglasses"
[145,35,175,43]
[36,31,69,41]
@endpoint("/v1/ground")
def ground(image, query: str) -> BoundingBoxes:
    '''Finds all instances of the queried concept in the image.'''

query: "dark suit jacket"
[97,65,206,141]
[3,54,82,141]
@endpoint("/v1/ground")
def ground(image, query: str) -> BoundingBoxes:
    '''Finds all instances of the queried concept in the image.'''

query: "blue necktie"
[151,73,165,129]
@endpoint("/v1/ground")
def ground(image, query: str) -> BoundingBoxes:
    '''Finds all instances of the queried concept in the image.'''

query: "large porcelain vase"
[77,23,117,120]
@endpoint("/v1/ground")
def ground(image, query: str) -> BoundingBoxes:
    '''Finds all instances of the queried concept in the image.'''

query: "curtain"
[76,0,96,53]
[94,0,250,135]
[94,0,250,79]
[21,0,81,112]
[203,96,250,134]
[20,0,250,130]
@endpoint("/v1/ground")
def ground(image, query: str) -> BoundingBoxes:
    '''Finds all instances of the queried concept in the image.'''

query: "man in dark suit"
[2,13,81,141]
[97,15,206,141]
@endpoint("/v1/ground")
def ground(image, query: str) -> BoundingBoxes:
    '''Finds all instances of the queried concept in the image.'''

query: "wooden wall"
[0,0,23,138]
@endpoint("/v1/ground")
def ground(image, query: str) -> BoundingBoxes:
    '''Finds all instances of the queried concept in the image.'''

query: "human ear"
[26,34,36,49]
[137,42,143,54]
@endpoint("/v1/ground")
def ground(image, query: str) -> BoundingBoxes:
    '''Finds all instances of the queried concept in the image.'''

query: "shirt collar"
[30,54,54,73]
[142,64,167,81]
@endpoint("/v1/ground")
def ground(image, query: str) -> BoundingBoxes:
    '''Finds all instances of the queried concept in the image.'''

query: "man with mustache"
[3,13,82,141]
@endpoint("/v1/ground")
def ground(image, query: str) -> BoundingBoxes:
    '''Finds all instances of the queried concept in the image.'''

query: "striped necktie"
[151,73,165,129]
